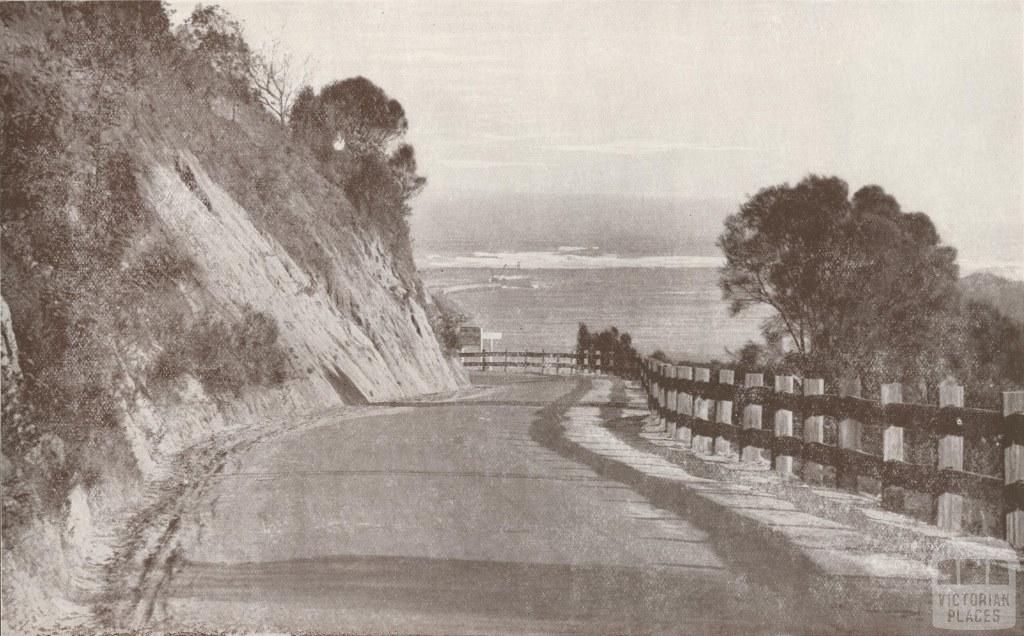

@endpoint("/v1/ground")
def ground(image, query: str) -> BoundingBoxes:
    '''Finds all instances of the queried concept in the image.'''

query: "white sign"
[481,332,502,352]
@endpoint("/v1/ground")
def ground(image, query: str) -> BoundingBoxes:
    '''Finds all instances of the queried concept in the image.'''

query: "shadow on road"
[528,376,926,635]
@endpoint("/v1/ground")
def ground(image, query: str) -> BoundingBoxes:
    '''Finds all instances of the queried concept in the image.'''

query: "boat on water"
[488,274,537,289]
[489,264,537,289]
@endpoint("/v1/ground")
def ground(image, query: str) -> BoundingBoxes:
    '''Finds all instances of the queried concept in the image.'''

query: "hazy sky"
[170,1,1023,262]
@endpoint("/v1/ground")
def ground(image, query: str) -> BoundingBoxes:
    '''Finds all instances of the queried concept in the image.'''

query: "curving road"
[130,374,902,634]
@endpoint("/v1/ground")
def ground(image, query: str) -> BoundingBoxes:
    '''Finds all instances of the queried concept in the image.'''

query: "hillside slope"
[1,5,465,632]
[960,272,1024,324]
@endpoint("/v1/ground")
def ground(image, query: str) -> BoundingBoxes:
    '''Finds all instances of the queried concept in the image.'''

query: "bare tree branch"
[247,39,314,124]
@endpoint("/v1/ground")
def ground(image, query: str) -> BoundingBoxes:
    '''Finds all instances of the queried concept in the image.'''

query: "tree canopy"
[318,77,408,154]
[288,77,424,246]
[718,175,960,383]
[290,77,408,159]
[177,4,251,89]
[576,323,637,374]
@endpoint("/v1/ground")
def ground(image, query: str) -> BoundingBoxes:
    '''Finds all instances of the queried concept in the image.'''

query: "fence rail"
[639,357,1024,548]
[458,344,1023,546]
[458,349,637,375]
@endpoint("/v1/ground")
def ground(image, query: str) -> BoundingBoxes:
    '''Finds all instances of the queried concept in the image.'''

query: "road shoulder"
[530,374,1016,633]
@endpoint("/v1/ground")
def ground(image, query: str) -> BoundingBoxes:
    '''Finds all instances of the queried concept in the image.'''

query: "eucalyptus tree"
[718,175,959,383]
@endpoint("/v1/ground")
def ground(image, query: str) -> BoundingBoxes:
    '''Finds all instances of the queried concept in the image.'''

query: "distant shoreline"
[416,250,1024,281]
[416,251,725,271]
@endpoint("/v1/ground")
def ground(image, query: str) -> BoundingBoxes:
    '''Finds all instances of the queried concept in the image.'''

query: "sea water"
[419,263,771,361]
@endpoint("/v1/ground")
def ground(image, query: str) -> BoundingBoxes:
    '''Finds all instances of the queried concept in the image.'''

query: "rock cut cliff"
[1,5,465,632]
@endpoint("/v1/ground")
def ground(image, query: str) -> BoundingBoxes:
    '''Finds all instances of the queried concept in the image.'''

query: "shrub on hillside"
[427,292,468,356]
[576,323,639,374]
[1,74,186,454]
[650,350,671,363]
[949,299,1024,408]
[152,307,289,395]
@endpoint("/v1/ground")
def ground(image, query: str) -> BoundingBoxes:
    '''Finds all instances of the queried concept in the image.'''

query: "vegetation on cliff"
[172,3,426,289]
[3,2,185,531]
[288,77,427,283]
[0,0,456,551]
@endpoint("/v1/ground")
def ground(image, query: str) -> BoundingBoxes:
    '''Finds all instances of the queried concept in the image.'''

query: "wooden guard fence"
[639,357,1024,548]
[458,349,638,376]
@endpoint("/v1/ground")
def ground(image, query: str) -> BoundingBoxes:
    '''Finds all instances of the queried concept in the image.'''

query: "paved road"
[138,375,841,634]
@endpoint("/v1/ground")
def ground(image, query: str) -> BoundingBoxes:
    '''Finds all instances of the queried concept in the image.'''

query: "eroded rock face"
[2,296,19,380]
[1,296,23,435]
[138,149,465,407]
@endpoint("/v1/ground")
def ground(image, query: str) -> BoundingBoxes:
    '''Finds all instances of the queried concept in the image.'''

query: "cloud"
[361,50,512,65]
[439,159,550,168]
[548,139,757,155]
[438,132,559,149]
[480,132,557,142]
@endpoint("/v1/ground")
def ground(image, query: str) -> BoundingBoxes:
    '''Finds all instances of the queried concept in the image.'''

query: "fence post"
[1004,391,1024,548]
[837,375,863,491]
[665,366,679,438]
[651,360,659,403]
[741,373,767,464]
[802,378,826,483]
[880,382,905,512]
[936,381,965,532]
[714,369,735,458]
[643,359,650,393]
[692,367,712,454]
[649,361,659,408]
[658,363,669,431]
[676,366,694,446]
[650,362,662,427]
[651,362,659,415]
[774,375,795,477]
